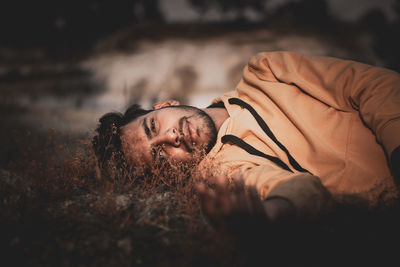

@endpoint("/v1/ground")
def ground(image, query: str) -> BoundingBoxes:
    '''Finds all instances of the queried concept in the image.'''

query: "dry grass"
[1,130,400,267]
[0,130,234,267]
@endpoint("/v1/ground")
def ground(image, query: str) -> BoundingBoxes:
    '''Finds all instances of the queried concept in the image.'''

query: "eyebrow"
[143,117,151,139]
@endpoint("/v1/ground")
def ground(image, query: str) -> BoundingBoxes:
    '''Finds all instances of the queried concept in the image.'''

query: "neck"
[203,107,229,132]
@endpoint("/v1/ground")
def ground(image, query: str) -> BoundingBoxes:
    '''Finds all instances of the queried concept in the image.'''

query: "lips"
[182,118,198,152]
[187,119,199,144]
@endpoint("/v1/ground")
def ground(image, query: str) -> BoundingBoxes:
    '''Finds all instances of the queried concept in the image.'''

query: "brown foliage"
[2,130,400,267]
[0,130,242,267]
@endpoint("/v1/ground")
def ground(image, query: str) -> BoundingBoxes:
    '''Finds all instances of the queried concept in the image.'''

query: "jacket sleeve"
[247,51,400,159]
[236,163,335,220]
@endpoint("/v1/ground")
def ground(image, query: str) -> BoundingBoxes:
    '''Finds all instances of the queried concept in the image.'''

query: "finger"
[216,175,229,188]
[228,173,249,212]
[196,183,218,217]
[196,182,208,204]
[215,175,229,198]
[196,183,207,209]
[247,186,266,216]
[232,173,245,194]
[215,175,232,214]
[204,189,218,217]
[196,182,206,193]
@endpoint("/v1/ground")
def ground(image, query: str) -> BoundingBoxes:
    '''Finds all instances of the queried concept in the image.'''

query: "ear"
[152,100,180,110]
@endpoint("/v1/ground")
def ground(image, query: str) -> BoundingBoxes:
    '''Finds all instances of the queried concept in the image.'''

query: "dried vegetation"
[1,130,400,267]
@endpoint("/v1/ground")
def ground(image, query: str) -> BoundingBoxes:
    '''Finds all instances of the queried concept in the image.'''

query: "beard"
[169,105,218,154]
[148,105,218,183]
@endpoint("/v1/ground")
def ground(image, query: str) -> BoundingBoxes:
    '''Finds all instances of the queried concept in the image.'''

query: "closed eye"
[143,117,151,139]
[151,118,156,132]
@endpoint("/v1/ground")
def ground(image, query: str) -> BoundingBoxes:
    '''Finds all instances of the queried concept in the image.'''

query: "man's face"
[121,105,217,170]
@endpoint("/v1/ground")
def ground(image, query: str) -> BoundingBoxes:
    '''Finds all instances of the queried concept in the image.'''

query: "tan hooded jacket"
[201,51,400,218]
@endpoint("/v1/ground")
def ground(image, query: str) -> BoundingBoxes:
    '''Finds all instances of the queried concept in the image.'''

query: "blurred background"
[1,0,399,166]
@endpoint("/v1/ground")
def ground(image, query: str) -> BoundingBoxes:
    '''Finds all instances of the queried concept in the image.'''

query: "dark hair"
[92,104,151,175]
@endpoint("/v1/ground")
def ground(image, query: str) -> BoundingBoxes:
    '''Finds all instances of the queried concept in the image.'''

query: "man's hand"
[390,146,400,186]
[197,174,297,231]
[196,175,273,235]
[197,175,265,219]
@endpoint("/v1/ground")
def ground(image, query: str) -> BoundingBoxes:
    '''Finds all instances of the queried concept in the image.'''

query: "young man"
[93,51,400,223]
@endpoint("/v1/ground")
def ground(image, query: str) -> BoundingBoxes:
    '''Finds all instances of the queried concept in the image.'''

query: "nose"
[153,128,181,147]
